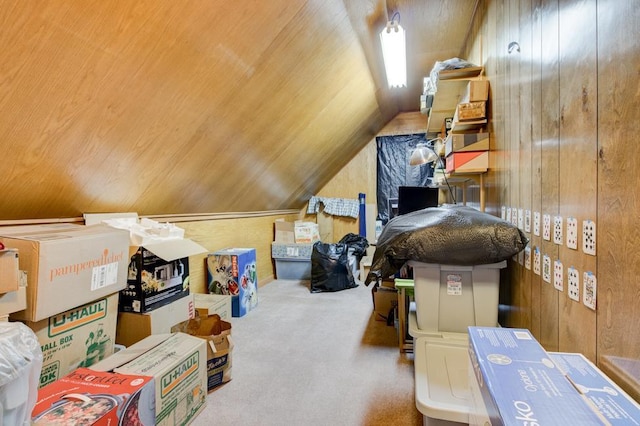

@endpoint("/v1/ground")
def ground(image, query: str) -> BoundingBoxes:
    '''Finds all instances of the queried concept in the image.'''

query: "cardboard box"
[549,352,640,424]
[91,333,208,426]
[207,248,258,317]
[32,368,155,426]
[274,220,295,244]
[372,285,397,322]
[172,313,233,392]
[0,249,19,293]
[120,238,207,313]
[0,224,130,322]
[23,292,119,388]
[116,294,195,347]
[193,292,232,320]
[0,276,26,316]
[468,327,606,425]
[445,150,489,173]
[455,101,486,121]
[444,132,490,156]
[294,221,320,243]
[463,80,489,102]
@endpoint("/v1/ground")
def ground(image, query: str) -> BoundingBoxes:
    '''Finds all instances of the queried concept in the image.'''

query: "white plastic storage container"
[271,242,313,280]
[409,261,506,334]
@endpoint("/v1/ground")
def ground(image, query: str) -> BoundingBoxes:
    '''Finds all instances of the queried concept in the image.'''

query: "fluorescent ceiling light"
[379,15,407,88]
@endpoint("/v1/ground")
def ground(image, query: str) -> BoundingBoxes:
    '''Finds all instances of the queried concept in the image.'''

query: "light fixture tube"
[379,20,407,88]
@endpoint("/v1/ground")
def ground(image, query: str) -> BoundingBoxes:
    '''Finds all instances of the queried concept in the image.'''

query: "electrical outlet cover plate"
[583,271,597,310]
[525,210,531,233]
[501,206,506,220]
[583,220,596,256]
[568,267,580,301]
[506,207,512,223]
[543,255,551,283]
[518,208,524,230]
[554,260,563,292]
[566,217,578,250]
[554,216,563,245]
[511,208,518,227]
[533,212,541,236]
[533,247,541,275]
[524,245,531,270]
[543,214,551,241]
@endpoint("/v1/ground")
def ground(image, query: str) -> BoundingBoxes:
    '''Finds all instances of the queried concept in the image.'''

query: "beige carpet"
[191,278,422,426]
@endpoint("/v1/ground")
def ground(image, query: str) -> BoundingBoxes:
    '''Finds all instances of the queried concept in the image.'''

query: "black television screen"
[397,186,439,215]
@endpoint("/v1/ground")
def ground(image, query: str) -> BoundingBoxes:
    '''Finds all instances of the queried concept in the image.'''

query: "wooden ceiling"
[0,0,477,220]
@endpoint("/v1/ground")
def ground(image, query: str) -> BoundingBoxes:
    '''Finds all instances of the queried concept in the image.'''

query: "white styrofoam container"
[409,261,506,333]
[414,334,470,425]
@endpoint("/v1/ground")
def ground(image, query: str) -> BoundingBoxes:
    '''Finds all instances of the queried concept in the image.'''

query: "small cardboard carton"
[21,292,119,388]
[274,220,295,244]
[463,80,490,102]
[372,284,398,323]
[32,368,155,426]
[0,224,130,322]
[193,293,232,320]
[468,327,606,425]
[91,332,208,426]
[444,132,490,156]
[294,221,320,243]
[455,101,487,121]
[445,151,489,173]
[172,313,233,392]
[0,249,19,294]
[0,272,26,317]
[207,248,258,317]
[116,294,195,347]
[120,239,207,313]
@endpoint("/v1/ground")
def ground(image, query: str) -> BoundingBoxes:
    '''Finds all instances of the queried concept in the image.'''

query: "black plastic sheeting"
[365,205,528,286]
[376,134,432,224]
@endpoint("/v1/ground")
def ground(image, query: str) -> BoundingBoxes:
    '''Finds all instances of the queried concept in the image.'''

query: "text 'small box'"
[120,239,207,313]
[207,248,258,317]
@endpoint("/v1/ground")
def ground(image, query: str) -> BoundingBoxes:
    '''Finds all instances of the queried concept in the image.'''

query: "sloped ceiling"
[0,0,477,220]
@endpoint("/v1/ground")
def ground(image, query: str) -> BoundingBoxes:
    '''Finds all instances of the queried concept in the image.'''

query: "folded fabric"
[307,196,360,218]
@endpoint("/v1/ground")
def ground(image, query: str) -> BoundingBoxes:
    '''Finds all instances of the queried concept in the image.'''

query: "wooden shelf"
[450,119,488,133]
[423,67,484,134]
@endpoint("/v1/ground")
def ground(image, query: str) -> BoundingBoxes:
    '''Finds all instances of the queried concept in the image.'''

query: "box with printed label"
[207,248,258,317]
[32,368,155,426]
[0,249,19,294]
[120,239,207,314]
[22,292,119,388]
[116,294,195,347]
[0,224,129,322]
[468,327,605,425]
[91,332,208,426]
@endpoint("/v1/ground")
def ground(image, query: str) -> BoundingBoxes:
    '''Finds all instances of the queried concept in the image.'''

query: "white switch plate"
[511,207,518,227]
[533,212,541,236]
[566,217,578,250]
[543,214,551,241]
[501,206,506,220]
[553,260,563,292]
[524,245,531,270]
[568,267,580,301]
[525,210,531,233]
[506,207,512,223]
[553,216,563,245]
[583,220,596,256]
[533,247,541,275]
[518,208,524,230]
[583,271,597,310]
[543,254,551,283]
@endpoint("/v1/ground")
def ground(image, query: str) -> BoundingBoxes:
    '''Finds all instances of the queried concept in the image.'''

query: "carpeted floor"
[191,278,422,426]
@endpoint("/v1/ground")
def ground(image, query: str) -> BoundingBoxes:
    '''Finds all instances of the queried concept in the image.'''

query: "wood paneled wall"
[467,0,640,398]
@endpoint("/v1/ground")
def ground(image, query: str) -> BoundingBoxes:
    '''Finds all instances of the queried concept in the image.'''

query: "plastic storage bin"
[272,243,313,280]
[409,261,506,333]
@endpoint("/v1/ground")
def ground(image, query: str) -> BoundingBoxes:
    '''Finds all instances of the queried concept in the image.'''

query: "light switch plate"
[553,216,563,245]
[553,260,563,292]
[525,210,531,233]
[518,208,524,230]
[511,207,518,227]
[583,220,596,256]
[568,267,580,301]
[524,245,531,270]
[543,254,551,283]
[543,214,551,241]
[533,247,541,275]
[506,207,512,223]
[501,206,506,220]
[583,271,597,310]
[533,212,541,236]
[566,217,578,250]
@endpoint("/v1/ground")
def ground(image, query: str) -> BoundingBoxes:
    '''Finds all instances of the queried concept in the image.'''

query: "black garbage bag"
[338,233,369,260]
[310,241,358,293]
[365,205,528,286]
